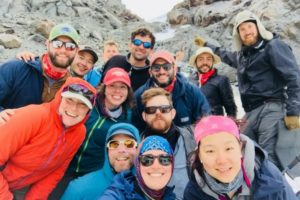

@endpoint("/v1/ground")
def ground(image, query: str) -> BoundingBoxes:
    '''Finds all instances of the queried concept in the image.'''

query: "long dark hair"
[188,143,206,187]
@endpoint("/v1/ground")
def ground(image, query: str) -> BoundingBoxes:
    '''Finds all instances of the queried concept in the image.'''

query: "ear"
[173,63,178,74]
[142,111,146,121]
[45,40,50,47]
[171,108,176,120]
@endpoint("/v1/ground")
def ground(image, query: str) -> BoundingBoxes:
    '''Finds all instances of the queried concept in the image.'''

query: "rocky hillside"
[0,0,299,76]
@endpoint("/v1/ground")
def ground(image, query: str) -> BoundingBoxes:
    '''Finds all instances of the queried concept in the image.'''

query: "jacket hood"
[232,10,273,51]
[51,77,97,129]
[102,123,141,179]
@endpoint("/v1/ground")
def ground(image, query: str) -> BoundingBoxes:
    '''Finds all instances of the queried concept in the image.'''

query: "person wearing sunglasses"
[139,87,196,200]
[184,115,297,200]
[0,77,96,200]
[0,23,79,125]
[61,123,141,200]
[133,50,211,132]
[48,67,135,199]
[101,28,155,91]
[100,135,175,200]
[189,47,237,118]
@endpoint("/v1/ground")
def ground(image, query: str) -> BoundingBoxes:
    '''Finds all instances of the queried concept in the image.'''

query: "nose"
[215,152,228,164]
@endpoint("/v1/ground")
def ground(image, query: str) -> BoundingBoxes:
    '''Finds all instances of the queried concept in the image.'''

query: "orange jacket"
[0,77,96,200]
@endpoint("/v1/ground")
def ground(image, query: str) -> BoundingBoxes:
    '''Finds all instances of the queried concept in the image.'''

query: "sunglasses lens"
[159,155,172,166]
[52,40,63,48]
[143,42,152,49]
[108,140,119,149]
[140,155,154,167]
[144,106,157,114]
[124,139,136,148]
[64,84,95,105]
[65,42,76,51]
[151,63,172,72]
[160,106,172,113]
[133,39,142,46]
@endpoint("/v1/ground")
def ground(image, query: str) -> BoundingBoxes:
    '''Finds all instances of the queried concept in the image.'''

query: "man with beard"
[194,10,300,168]
[133,50,211,131]
[101,28,155,91]
[189,47,237,118]
[140,87,196,200]
[0,23,79,123]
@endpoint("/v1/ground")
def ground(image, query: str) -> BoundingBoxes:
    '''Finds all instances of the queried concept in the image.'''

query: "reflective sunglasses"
[63,84,96,105]
[151,63,173,72]
[51,40,77,51]
[144,105,173,114]
[132,39,152,49]
[107,139,137,149]
[139,154,173,167]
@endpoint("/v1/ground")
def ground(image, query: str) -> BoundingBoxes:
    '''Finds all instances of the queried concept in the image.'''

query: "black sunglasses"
[139,154,173,167]
[106,139,137,149]
[63,84,95,105]
[132,39,152,49]
[151,63,173,72]
[144,105,173,115]
[51,40,77,51]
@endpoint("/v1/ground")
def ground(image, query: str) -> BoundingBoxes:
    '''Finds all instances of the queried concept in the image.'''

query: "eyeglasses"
[51,40,77,51]
[139,154,173,167]
[151,63,173,72]
[132,39,152,49]
[63,84,96,105]
[144,105,173,114]
[107,139,137,149]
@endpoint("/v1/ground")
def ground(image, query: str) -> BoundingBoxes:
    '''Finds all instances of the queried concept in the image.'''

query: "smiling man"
[0,23,79,124]
[133,50,211,132]
[60,123,141,200]
[139,87,196,200]
[0,77,96,200]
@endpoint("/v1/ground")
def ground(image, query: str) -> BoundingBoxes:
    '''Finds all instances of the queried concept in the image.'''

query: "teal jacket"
[61,123,141,200]
[67,98,132,176]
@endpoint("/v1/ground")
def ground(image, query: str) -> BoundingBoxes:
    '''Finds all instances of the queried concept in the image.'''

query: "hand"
[284,116,300,130]
[194,36,206,47]
[16,51,36,62]
[0,109,16,125]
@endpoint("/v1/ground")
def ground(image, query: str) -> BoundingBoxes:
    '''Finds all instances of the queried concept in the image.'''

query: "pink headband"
[194,115,240,143]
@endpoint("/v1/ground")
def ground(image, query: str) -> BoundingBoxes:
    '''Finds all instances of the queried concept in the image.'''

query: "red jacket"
[0,77,96,200]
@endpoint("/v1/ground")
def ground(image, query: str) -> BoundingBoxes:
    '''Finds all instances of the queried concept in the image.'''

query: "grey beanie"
[232,10,273,51]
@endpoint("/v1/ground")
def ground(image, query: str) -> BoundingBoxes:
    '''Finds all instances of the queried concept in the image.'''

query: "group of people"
[0,9,300,200]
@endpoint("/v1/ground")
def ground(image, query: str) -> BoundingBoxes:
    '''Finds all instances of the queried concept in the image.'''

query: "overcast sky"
[121,0,183,21]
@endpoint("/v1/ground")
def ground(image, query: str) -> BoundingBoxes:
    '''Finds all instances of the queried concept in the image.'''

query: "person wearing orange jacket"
[0,77,97,200]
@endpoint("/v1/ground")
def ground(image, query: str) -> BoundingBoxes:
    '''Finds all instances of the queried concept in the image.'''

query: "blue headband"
[139,136,173,155]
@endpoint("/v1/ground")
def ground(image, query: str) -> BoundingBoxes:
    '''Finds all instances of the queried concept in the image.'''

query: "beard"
[153,72,175,88]
[147,116,172,133]
[197,64,212,73]
[48,51,75,69]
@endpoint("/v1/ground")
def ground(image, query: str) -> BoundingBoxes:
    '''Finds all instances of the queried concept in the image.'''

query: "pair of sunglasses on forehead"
[106,139,173,167]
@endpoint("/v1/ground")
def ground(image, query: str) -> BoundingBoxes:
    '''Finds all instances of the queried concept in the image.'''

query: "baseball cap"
[149,50,175,66]
[194,115,240,144]
[189,47,221,67]
[107,123,141,143]
[79,45,98,63]
[61,83,96,109]
[49,24,80,46]
[103,67,131,87]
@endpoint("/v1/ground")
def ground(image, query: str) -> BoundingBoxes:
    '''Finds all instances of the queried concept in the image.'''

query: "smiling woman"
[121,0,183,21]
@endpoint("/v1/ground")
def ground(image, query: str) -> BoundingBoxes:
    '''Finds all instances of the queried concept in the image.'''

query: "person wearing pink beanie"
[183,115,297,200]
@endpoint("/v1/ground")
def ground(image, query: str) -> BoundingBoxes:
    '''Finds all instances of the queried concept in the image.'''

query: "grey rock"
[0,34,22,48]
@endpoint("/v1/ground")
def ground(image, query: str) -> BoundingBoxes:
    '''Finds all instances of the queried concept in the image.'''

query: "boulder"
[0,34,22,48]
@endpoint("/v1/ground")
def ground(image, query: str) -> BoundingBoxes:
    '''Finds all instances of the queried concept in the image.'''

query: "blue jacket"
[67,99,132,175]
[206,35,300,114]
[184,135,298,200]
[84,68,102,87]
[61,123,141,200]
[0,58,43,111]
[133,73,211,131]
[100,170,176,200]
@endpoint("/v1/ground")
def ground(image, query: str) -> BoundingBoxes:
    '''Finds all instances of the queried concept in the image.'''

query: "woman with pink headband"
[184,115,297,200]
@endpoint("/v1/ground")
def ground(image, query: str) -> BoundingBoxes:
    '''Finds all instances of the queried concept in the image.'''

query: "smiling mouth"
[116,157,129,161]
[148,173,164,177]
[65,111,78,118]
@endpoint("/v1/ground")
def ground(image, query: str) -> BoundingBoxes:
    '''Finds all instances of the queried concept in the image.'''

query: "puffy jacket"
[100,170,175,200]
[190,70,237,117]
[67,99,132,175]
[0,58,43,111]
[133,73,211,131]
[206,35,300,114]
[184,135,298,200]
[0,77,96,200]
[61,123,141,200]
